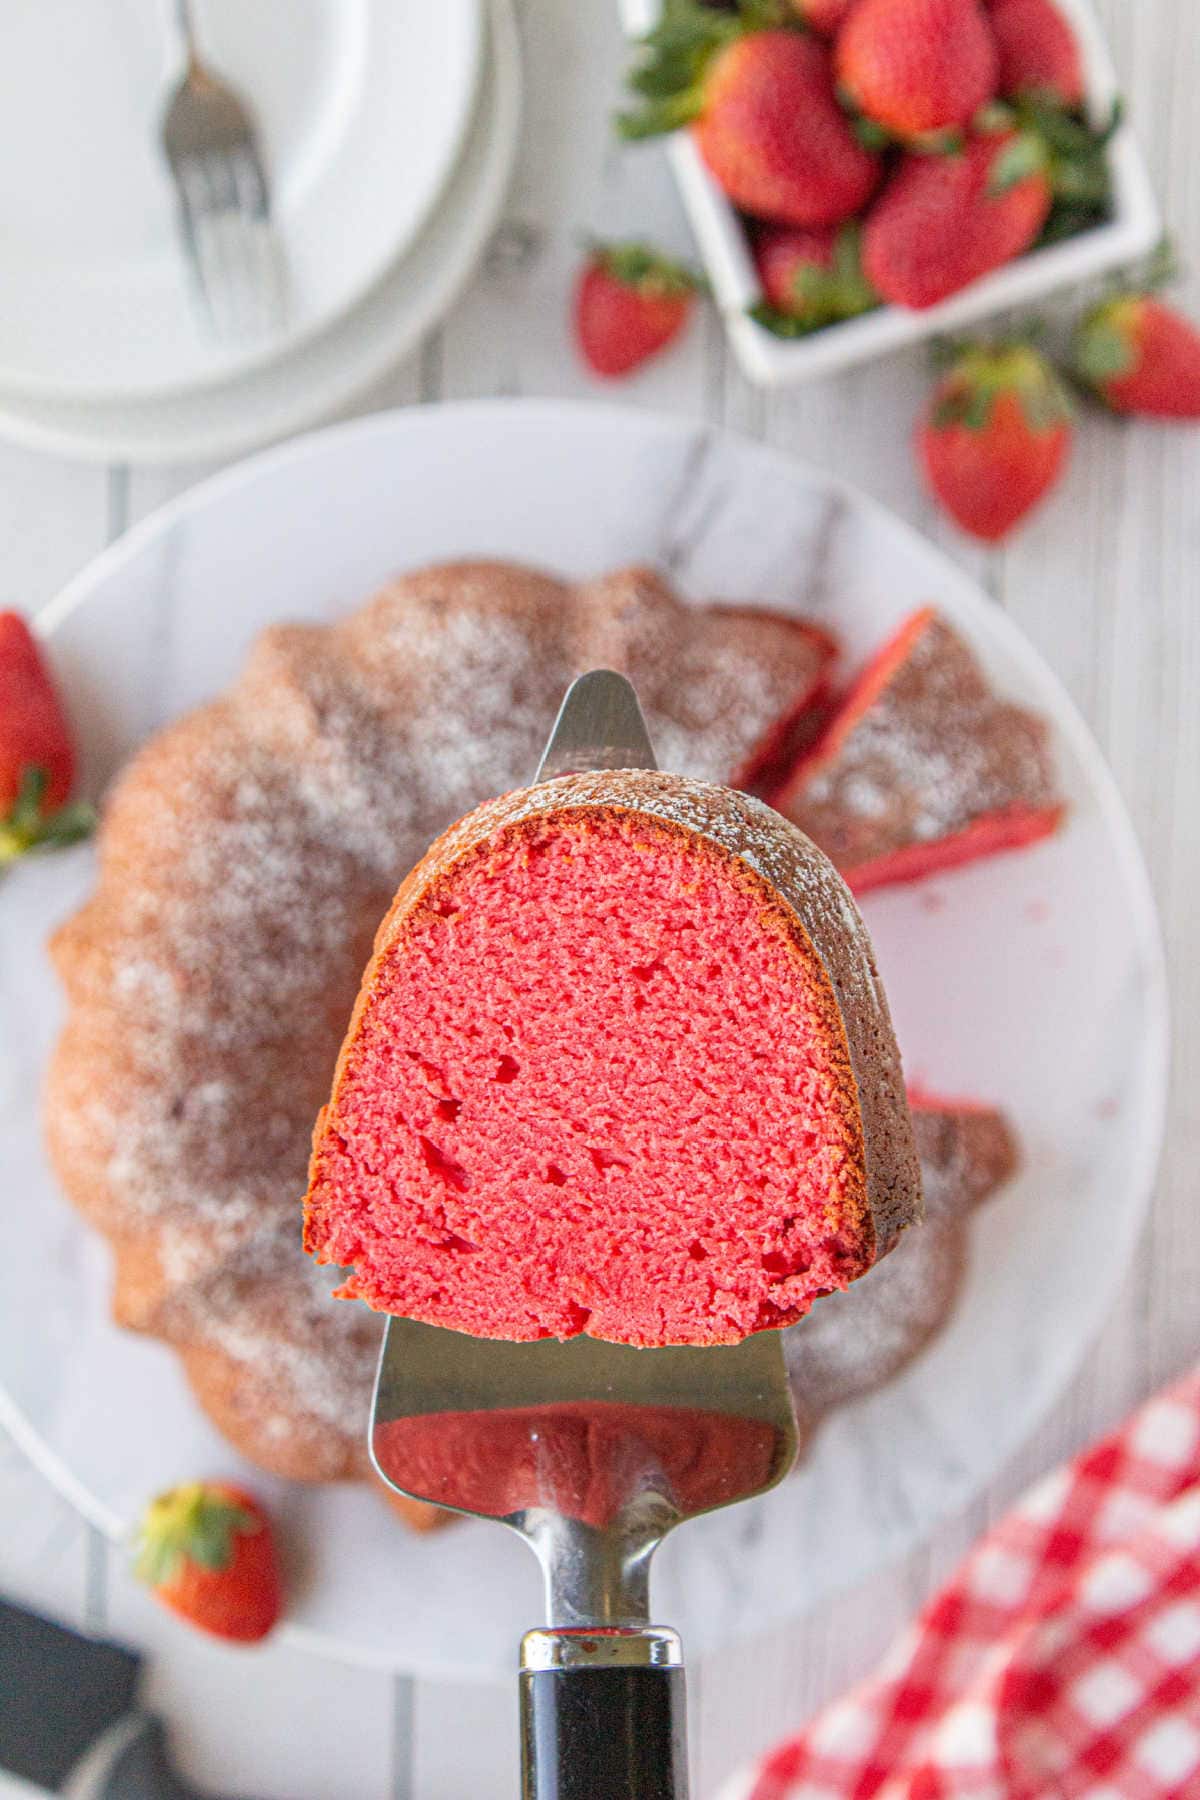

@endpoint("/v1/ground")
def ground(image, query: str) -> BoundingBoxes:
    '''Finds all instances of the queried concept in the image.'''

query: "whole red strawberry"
[1073,295,1200,419]
[863,128,1051,309]
[836,0,999,140]
[698,33,881,225]
[788,0,855,33]
[622,20,881,228]
[990,0,1084,107]
[753,222,878,331]
[574,243,701,378]
[135,1480,282,1643]
[919,342,1073,539]
[0,611,94,866]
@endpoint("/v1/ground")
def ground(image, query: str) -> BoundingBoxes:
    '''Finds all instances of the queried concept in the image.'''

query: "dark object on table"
[0,1595,255,1799]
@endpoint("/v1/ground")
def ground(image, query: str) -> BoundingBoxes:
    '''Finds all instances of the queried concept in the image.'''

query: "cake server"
[370,671,799,1800]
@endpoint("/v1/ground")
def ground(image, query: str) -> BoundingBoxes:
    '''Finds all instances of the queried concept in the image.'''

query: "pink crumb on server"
[304,771,922,1348]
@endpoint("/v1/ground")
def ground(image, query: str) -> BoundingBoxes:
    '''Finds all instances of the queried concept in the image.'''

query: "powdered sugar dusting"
[787,614,1059,869]
[46,562,835,1473]
[785,1099,1018,1416]
[47,565,1023,1479]
[787,1218,968,1414]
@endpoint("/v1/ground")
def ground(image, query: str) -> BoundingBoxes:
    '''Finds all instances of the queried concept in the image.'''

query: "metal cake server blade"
[370,670,799,1800]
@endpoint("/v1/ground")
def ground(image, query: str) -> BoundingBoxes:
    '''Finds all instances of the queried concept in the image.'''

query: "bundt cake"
[45,562,833,1482]
[787,1090,1019,1421]
[44,559,1029,1498]
[303,771,922,1346]
[773,605,1065,893]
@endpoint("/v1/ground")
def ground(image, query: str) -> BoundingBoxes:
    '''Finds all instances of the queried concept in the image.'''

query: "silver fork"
[160,0,286,342]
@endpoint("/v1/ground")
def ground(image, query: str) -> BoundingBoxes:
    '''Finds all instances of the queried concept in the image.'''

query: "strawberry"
[135,1480,282,1643]
[918,342,1073,540]
[990,0,1084,107]
[1073,295,1200,419]
[836,0,999,141]
[751,221,878,333]
[574,243,701,378]
[787,0,855,33]
[0,611,94,867]
[863,127,1051,309]
[621,13,881,228]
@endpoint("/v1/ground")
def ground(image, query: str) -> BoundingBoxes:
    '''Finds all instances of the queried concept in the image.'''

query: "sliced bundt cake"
[303,771,922,1346]
[45,562,838,1473]
[774,607,1064,893]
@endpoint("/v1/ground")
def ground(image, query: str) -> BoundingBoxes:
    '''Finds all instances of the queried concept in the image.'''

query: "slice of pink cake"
[303,770,921,1347]
[774,607,1064,894]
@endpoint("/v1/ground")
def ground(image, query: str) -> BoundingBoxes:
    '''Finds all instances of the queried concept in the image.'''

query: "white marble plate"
[0,403,1167,1679]
[0,0,482,401]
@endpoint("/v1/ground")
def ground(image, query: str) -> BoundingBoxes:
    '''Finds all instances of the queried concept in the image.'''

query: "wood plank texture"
[1,2,1197,1795]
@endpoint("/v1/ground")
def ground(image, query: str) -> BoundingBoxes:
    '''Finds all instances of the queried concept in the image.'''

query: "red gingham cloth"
[729,1368,1200,1800]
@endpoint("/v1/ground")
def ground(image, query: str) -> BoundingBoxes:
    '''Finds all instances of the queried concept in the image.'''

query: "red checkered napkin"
[728,1368,1200,1800]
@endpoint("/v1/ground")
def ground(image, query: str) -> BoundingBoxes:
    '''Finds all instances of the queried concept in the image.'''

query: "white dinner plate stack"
[0,0,520,463]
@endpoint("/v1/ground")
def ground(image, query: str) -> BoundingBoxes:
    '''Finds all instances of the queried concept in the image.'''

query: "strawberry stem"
[589,241,706,296]
[135,1483,260,1588]
[618,0,798,141]
[0,765,96,867]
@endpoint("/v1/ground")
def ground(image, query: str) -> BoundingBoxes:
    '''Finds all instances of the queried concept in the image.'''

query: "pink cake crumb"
[304,771,921,1348]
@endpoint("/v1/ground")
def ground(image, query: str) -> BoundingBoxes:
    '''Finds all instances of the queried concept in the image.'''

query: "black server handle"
[520,1628,687,1800]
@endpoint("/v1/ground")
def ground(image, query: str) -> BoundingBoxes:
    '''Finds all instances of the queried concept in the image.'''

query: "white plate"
[0,0,519,466]
[0,0,482,401]
[619,0,1161,387]
[0,403,1167,1679]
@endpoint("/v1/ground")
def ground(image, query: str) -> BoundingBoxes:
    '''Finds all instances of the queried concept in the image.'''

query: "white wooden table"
[2,4,1198,1795]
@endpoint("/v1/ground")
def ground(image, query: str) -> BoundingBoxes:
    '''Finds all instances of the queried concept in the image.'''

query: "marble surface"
[0,404,1167,1685]
[0,1,1198,1795]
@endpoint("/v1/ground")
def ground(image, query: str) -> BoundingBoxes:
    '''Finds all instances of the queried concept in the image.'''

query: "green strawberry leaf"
[7,766,48,836]
[735,0,793,26]
[931,342,1074,435]
[616,88,706,138]
[989,133,1047,195]
[1019,95,1095,157]
[618,0,801,138]
[930,387,985,431]
[750,225,878,337]
[976,101,1019,134]
[134,1484,261,1588]
[29,803,97,850]
[1006,95,1115,212]
[963,387,994,431]
[1075,318,1136,383]
[1022,371,1075,433]
[0,766,96,867]
[1051,152,1112,207]
[749,301,827,339]
[850,113,893,153]
[618,0,790,139]
[1035,198,1111,247]
[830,222,878,315]
[593,241,705,296]
[1144,236,1180,290]
[135,1537,181,1590]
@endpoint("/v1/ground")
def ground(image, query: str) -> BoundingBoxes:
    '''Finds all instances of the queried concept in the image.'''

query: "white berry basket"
[618,0,1160,387]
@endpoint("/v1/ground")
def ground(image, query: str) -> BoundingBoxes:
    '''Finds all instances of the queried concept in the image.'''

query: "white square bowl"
[618,0,1161,386]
